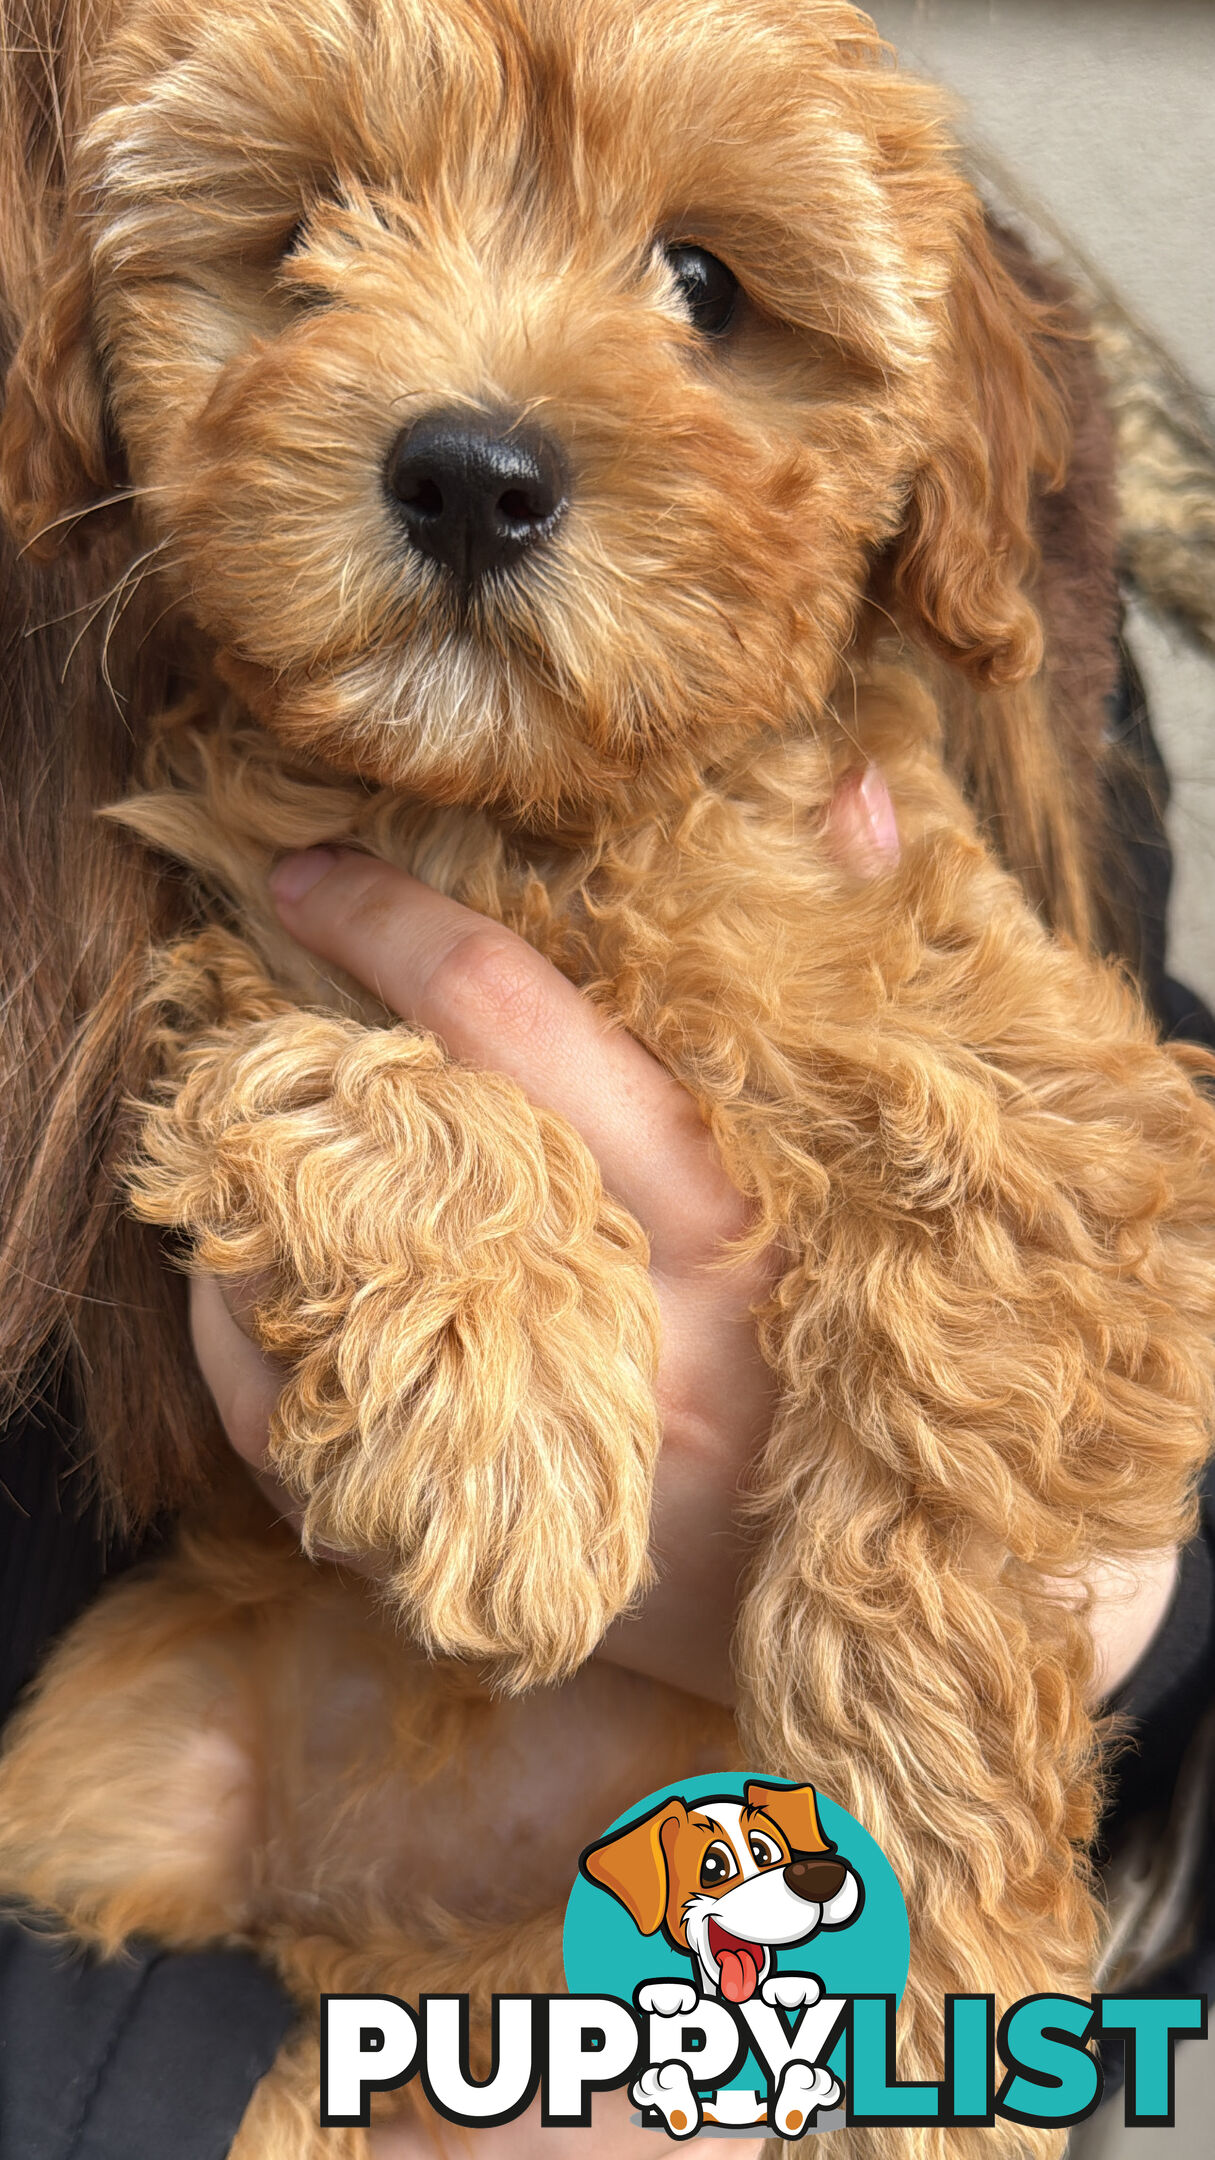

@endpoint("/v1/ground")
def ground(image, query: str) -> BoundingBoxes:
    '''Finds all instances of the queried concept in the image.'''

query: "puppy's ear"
[0,225,117,557]
[744,1781,831,1858]
[890,215,1070,688]
[580,1800,687,1936]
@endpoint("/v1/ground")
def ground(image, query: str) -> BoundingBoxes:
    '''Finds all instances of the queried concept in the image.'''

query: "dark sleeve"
[1095,642,1215,1835]
[0,1391,147,1728]
[1099,1456,1215,1844]
[1,1394,296,2160]
[1102,635,1215,1054]
[0,1920,294,2160]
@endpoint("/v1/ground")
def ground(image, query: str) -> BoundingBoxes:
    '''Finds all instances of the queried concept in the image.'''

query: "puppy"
[583,1780,862,2006]
[585,1781,860,2134]
[2,4,1214,2158]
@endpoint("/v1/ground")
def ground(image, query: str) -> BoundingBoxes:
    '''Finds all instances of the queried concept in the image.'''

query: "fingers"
[1046,1544,1180,1703]
[264,760,898,1267]
[269,848,750,1271]
[191,1274,374,1563]
[189,1272,284,1472]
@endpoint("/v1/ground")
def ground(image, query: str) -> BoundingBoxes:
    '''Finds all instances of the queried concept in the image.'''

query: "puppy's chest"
[122,711,862,1089]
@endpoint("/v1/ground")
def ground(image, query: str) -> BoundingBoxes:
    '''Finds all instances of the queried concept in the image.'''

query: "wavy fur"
[1,5,1213,2158]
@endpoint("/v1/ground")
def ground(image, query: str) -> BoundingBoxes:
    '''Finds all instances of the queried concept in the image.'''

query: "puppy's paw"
[128,940,661,1687]
[635,1978,700,2013]
[760,1972,823,2011]
[630,2063,702,2139]
[773,2061,842,2137]
[636,1981,701,2018]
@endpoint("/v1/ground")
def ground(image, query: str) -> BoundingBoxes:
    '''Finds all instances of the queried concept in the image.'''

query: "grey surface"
[869,0,1215,1010]
[1067,2026,1211,2160]
[870,1,1215,407]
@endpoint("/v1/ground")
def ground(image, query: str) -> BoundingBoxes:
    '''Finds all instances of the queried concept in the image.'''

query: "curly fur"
[131,926,662,1685]
[2,4,1215,2158]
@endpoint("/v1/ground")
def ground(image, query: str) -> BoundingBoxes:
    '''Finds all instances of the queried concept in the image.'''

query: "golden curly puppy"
[1,2,1214,2156]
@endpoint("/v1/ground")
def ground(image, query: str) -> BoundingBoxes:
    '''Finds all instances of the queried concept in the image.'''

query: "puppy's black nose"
[784,1857,848,1904]
[385,410,569,586]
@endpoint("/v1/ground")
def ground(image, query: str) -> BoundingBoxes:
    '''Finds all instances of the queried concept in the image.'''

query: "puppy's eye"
[662,244,739,337]
[749,1834,780,1868]
[699,1841,737,1889]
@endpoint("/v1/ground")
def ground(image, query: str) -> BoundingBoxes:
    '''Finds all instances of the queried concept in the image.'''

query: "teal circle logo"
[563,1773,908,2135]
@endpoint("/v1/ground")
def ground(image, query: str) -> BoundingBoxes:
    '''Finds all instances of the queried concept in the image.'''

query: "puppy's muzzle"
[386,408,569,589]
[783,1856,849,1904]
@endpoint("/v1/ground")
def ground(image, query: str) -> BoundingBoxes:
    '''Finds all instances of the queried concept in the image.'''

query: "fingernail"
[269,847,339,905]
[858,764,900,864]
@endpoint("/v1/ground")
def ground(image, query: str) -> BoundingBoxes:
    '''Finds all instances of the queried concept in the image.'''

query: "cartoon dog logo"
[581,1780,863,2133]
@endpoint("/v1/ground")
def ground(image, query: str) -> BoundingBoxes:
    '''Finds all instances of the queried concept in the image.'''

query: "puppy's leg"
[229,2033,368,2160]
[729,914,1215,2160]
[0,1548,366,2160]
[244,1902,568,2159]
[0,1542,269,1951]
[128,930,661,1687]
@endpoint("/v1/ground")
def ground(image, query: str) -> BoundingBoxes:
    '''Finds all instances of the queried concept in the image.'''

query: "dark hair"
[0,8,224,1511]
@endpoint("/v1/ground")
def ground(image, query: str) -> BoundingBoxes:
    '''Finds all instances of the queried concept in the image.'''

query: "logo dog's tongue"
[709,1921,763,2003]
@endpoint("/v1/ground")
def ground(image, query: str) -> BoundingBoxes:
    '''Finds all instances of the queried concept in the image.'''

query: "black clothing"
[1103,637,1215,1058]
[1104,1461,1215,1837]
[0,1929,293,2160]
[0,1390,148,1729]
[0,1399,292,2160]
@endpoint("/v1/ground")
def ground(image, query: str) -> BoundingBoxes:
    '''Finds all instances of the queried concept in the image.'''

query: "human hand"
[191,884,764,1700]
[190,763,1176,1706]
[190,768,905,1702]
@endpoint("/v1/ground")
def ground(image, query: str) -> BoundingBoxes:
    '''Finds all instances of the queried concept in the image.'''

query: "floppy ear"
[890,214,1070,689]
[0,222,116,556]
[744,1781,831,1858]
[580,1800,688,1936]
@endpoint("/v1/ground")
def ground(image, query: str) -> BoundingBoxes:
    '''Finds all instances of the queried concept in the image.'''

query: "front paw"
[637,1982,701,2018]
[774,2062,842,2136]
[630,2064,702,2139]
[129,955,661,1687]
[761,1973,823,2011]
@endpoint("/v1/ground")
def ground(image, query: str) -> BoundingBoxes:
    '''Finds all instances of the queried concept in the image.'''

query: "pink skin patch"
[825,763,900,878]
[708,1918,766,2003]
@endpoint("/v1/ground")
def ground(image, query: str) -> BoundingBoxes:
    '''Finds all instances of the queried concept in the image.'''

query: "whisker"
[100,548,182,711]
[865,594,906,644]
[20,482,170,558]
[134,588,187,658]
[57,538,173,685]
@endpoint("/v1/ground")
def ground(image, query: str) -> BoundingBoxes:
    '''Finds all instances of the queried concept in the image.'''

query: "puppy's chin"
[215,631,673,826]
[213,580,796,826]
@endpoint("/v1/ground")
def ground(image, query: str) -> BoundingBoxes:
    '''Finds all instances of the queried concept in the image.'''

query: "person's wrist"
[1085,1544,1180,1701]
